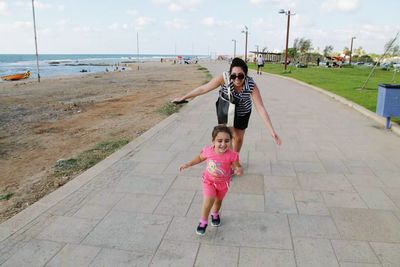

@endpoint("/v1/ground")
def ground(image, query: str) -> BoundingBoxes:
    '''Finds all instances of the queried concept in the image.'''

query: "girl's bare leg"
[201,197,215,220]
[211,198,223,213]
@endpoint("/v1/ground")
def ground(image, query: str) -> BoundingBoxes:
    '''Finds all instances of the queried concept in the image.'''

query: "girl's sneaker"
[211,214,221,227]
[196,223,207,235]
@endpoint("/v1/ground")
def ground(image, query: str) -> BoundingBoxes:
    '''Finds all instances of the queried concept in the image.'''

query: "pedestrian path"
[1,61,400,266]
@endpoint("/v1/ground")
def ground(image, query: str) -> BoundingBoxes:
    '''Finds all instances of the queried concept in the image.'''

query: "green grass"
[249,63,400,123]
[0,192,14,201]
[157,102,183,115]
[53,139,129,177]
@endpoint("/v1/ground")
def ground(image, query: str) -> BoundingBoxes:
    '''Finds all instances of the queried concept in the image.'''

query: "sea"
[0,54,207,82]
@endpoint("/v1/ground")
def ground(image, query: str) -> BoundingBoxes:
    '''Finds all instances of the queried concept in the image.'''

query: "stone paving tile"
[289,214,340,239]
[370,242,400,267]
[264,175,301,191]
[330,240,380,264]
[223,192,265,212]
[330,208,400,242]
[271,160,296,177]
[213,211,292,250]
[128,150,177,163]
[150,240,199,267]
[322,192,368,209]
[170,175,202,191]
[297,173,354,192]
[382,187,400,209]
[265,190,297,214]
[1,239,63,267]
[229,174,265,195]
[45,244,101,267]
[293,161,326,174]
[296,201,330,216]
[339,262,381,267]
[113,193,162,213]
[345,174,385,187]
[154,189,196,216]
[194,244,239,267]
[129,162,171,175]
[375,171,400,188]
[72,204,112,220]
[114,174,175,195]
[293,238,339,267]
[320,159,351,174]
[85,190,126,208]
[0,227,12,243]
[89,248,152,267]
[355,186,397,210]
[82,210,172,253]
[36,216,98,244]
[238,247,296,267]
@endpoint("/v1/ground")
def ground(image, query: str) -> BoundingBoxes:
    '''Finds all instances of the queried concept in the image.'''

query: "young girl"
[179,125,243,235]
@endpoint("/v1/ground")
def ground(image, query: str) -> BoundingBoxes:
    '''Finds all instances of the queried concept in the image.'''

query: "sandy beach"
[0,62,208,222]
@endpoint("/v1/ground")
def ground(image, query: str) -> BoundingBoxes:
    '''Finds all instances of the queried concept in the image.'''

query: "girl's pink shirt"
[200,145,239,183]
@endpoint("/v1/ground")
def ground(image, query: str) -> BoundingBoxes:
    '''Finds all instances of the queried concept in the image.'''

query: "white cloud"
[35,1,51,9]
[201,17,215,27]
[0,1,8,15]
[127,9,138,16]
[321,0,360,12]
[57,5,65,11]
[13,21,32,29]
[155,0,201,12]
[165,18,189,29]
[135,16,155,30]
[108,23,129,31]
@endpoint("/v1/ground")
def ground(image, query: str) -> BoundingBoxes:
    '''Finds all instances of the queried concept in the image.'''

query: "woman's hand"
[272,132,282,145]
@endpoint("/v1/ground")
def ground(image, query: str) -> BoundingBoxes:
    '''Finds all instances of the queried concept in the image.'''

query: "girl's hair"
[229,57,248,75]
[212,125,232,140]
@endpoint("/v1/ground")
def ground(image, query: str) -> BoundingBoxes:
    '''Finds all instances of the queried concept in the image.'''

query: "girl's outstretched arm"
[179,155,205,171]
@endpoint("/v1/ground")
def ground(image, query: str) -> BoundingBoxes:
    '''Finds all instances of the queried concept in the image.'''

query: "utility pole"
[349,36,356,65]
[279,9,295,70]
[232,39,237,58]
[31,0,40,82]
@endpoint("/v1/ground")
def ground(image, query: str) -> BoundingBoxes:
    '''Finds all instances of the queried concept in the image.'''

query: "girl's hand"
[272,133,282,146]
[234,166,243,176]
[179,163,189,172]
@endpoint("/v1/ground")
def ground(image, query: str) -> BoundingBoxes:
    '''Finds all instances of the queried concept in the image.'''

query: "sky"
[0,0,399,55]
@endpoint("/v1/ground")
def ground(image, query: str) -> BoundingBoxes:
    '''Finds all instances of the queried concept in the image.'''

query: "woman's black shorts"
[233,112,251,130]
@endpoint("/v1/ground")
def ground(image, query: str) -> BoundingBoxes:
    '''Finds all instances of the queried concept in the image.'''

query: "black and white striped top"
[219,75,255,116]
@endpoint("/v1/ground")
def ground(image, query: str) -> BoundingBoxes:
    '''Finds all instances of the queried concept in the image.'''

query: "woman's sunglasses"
[230,73,245,80]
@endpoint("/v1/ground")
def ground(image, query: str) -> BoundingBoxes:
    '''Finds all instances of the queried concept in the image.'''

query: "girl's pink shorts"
[202,179,229,200]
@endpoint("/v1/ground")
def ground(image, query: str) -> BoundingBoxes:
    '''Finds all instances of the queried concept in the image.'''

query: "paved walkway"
[1,62,400,266]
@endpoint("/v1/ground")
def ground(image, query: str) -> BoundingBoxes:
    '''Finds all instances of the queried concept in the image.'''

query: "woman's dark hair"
[229,57,248,75]
[212,124,232,141]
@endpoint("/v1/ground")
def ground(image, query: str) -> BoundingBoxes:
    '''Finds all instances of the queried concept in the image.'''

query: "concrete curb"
[264,71,400,137]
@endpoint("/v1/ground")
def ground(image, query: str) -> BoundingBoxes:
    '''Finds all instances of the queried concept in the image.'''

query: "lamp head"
[279,9,286,14]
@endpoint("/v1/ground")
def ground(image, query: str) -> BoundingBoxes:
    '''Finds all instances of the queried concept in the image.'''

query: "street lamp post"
[279,9,294,70]
[232,39,237,58]
[241,26,248,62]
[255,45,259,56]
[349,36,356,65]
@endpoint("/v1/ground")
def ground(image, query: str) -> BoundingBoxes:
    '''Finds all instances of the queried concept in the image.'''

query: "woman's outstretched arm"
[251,84,282,145]
[172,74,224,102]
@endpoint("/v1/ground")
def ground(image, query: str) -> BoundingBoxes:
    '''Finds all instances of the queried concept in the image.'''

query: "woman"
[172,57,281,152]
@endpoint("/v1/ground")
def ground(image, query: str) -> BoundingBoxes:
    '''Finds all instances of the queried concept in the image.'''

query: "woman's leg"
[230,127,246,152]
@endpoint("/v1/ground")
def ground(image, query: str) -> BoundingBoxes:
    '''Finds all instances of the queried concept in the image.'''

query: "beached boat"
[1,71,31,81]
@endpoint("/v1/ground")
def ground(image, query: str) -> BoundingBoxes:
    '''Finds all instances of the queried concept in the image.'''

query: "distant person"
[317,57,320,66]
[172,57,281,152]
[256,55,265,75]
[179,125,242,235]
